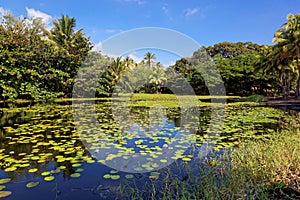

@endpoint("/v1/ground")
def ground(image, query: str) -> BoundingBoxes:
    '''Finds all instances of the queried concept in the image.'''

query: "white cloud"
[26,7,52,28]
[162,4,172,20]
[105,29,123,34]
[92,42,103,52]
[127,51,143,63]
[162,60,175,68]
[0,7,10,18]
[184,8,199,17]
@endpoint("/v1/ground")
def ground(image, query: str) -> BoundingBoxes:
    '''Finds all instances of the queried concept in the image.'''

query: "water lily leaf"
[26,181,40,188]
[4,166,17,172]
[75,168,84,173]
[125,174,134,179]
[28,168,38,173]
[0,186,6,191]
[70,173,81,178]
[103,174,111,179]
[182,157,191,161]
[0,191,12,198]
[110,175,120,180]
[110,170,118,174]
[0,179,10,185]
[44,176,55,182]
[41,171,51,176]
[159,159,167,163]
[72,163,82,168]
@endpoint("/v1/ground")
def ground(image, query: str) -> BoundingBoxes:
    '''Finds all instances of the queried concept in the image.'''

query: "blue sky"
[0,0,299,65]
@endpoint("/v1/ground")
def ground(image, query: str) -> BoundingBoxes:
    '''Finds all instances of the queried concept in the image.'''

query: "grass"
[118,121,300,200]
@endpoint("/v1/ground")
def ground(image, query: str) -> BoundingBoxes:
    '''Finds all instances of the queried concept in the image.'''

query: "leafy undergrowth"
[230,126,300,199]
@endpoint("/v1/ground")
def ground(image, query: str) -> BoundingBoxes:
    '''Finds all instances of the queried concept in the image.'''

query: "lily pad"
[28,168,38,173]
[41,171,51,176]
[103,174,111,179]
[4,166,17,172]
[44,176,55,182]
[70,173,81,178]
[110,175,120,180]
[125,174,134,179]
[0,191,12,198]
[0,179,10,185]
[26,181,40,188]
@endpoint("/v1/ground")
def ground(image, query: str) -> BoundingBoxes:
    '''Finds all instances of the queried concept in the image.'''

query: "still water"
[0,101,284,199]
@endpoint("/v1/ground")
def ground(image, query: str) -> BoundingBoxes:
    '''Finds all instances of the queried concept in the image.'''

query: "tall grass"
[118,126,300,199]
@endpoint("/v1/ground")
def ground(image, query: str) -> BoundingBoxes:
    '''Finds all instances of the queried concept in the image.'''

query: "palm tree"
[110,57,126,85]
[272,13,300,98]
[143,52,156,69]
[149,64,167,93]
[45,15,90,56]
[123,56,135,69]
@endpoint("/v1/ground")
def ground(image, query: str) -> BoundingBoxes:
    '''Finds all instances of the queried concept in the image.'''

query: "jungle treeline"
[1,12,299,100]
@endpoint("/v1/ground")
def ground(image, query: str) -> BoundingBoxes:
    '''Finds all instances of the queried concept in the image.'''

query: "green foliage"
[0,13,92,100]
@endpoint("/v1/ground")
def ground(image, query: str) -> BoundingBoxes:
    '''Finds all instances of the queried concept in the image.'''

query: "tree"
[272,13,300,98]
[144,52,156,69]
[149,63,167,94]
[45,14,92,95]
[0,14,69,100]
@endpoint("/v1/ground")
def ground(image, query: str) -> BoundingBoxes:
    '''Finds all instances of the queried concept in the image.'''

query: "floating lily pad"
[75,168,84,173]
[44,176,55,182]
[0,179,10,185]
[28,168,38,173]
[103,174,111,179]
[72,163,82,168]
[110,170,118,174]
[0,191,12,198]
[26,181,40,188]
[4,166,17,172]
[0,186,6,191]
[182,157,191,161]
[41,171,51,176]
[125,174,134,179]
[70,173,81,178]
[110,175,120,180]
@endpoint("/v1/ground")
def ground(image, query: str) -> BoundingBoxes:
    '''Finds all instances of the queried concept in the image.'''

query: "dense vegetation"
[0,12,299,100]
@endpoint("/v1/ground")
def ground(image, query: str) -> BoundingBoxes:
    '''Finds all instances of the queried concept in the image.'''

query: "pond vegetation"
[0,96,299,199]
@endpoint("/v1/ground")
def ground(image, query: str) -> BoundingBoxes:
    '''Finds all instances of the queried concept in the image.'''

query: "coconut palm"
[45,15,90,56]
[144,52,156,69]
[149,64,167,93]
[272,13,300,98]
[110,57,126,85]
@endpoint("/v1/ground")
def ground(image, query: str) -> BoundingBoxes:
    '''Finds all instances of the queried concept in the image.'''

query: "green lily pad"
[0,179,11,185]
[110,169,118,174]
[125,174,134,179]
[70,173,81,178]
[103,174,111,179]
[4,166,17,172]
[44,176,55,182]
[41,171,51,176]
[72,163,82,168]
[75,168,84,173]
[0,191,12,198]
[28,168,38,173]
[0,186,6,191]
[110,175,120,180]
[26,181,40,188]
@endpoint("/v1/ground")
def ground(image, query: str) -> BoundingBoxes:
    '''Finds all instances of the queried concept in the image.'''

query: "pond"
[0,100,289,199]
